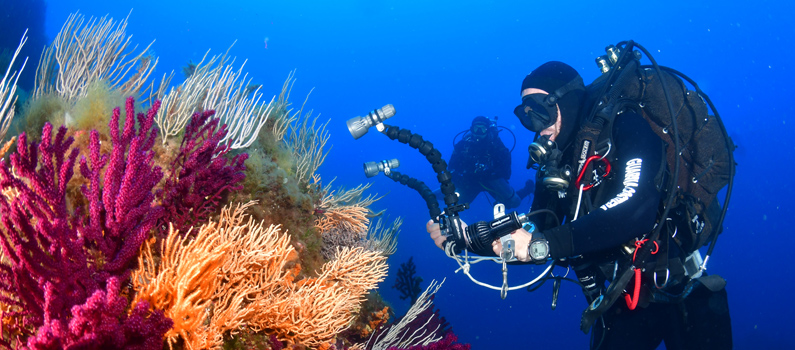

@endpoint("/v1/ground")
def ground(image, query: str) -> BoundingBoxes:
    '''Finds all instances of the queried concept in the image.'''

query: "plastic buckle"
[683,250,705,279]
[493,203,506,219]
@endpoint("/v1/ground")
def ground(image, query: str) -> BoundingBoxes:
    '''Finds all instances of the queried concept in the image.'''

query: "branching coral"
[133,201,293,349]
[158,108,248,236]
[0,31,27,142]
[315,182,382,234]
[34,12,157,103]
[363,216,402,257]
[132,222,235,349]
[0,123,89,334]
[251,246,388,347]
[134,202,389,349]
[79,96,164,278]
[201,60,275,149]
[268,70,300,143]
[154,50,222,143]
[0,97,167,347]
[154,47,274,148]
[282,100,330,186]
[393,257,423,305]
[27,277,172,350]
[134,202,293,349]
[362,279,450,350]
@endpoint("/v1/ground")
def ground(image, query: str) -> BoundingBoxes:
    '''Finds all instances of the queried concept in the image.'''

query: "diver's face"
[470,123,488,141]
[520,88,561,142]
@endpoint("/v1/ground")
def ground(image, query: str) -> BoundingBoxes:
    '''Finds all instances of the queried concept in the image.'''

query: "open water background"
[5,0,794,348]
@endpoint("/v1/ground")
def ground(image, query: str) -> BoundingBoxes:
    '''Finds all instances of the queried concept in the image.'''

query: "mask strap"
[544,75,585,106]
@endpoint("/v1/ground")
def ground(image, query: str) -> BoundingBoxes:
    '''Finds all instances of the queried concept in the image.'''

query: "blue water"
[18,0,795,348]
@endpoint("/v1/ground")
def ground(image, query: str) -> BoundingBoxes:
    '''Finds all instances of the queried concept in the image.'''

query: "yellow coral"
[133,202,388,349]
[315,205,370,234]
[250,246,388,347]
[314,182,382,234]
[0,137,14,159]
[132,223,233,349]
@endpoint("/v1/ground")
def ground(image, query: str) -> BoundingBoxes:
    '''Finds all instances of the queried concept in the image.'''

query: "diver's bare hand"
[427,220,446,249]
[427,219,467,250]
[491,228,533,262]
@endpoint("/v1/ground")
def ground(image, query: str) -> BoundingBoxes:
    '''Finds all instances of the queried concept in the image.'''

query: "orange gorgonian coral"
[315,204,370,234]
[132,222,233,349]
[133,202,388,349]
[313,183,381,234]
[249,246,388,347]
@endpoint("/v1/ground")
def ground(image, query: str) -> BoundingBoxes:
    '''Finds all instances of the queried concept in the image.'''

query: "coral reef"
[0,98,170,347]
[27,277,172,350]
[158,108,247,235]
[361,280,470,350]
[0,10,461,350]
[342,292,395,346]
[0,32,28,142]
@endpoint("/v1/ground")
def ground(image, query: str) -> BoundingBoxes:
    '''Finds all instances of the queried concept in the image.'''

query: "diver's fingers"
[491,239,502,255]
[427,220,445,250]
[433,234,446,250]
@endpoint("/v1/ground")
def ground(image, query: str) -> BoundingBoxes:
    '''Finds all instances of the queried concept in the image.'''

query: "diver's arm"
[545,113,663,259]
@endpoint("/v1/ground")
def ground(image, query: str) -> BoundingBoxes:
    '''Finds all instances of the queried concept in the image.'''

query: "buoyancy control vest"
[575,41,736,333]
[575,42,734,258]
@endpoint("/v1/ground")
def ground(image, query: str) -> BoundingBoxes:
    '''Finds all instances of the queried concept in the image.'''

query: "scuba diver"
[445,116,534,210]
[428,61,732,349]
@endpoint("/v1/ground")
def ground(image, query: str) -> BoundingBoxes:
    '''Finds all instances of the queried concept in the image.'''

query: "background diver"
[440,116,534,210]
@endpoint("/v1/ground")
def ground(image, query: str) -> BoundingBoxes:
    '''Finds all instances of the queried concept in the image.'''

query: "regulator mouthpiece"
[347,104,396,139]
[526,135,557,169]
[363,158,400,178]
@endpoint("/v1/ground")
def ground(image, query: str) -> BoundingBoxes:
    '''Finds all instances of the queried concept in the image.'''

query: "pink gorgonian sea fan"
[159,109,248,236]
[0,97,169,347]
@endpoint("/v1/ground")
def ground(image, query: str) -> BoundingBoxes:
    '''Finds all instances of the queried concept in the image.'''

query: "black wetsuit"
[530,111,732,350]
[448,132,522,209]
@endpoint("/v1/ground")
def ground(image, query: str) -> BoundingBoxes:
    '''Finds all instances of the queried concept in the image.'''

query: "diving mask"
[469,124,489,135]
[514,94,558,132]
[470,123,488,138]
